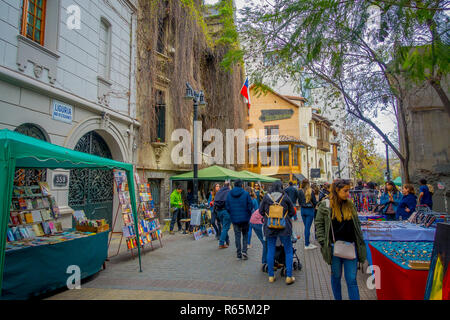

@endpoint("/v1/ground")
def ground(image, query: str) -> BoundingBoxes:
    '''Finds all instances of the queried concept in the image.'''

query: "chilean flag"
[240,77,251,109]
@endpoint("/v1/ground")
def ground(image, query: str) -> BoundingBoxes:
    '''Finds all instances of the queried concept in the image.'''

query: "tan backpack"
[266,195,287,229]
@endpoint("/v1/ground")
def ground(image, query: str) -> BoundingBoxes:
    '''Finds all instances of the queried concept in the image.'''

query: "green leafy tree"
[238,0,449,183]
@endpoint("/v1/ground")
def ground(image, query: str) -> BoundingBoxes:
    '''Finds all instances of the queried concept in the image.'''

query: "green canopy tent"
[0,129,143,295]
[170,165,244,181]
[393,176,402,186]
[238,170,280,183]
[169,165,280,183]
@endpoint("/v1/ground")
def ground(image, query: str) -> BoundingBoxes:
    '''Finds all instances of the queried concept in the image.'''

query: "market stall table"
[362,221,436,266]
[1,231,109,300]
[369,241,433,300]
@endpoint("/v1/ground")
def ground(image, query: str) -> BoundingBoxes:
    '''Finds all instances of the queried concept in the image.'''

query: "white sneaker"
[305,244,318,250]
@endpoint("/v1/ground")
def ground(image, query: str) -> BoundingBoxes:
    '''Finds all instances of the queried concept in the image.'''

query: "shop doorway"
[69,131,114,224]
[148,178,162,218]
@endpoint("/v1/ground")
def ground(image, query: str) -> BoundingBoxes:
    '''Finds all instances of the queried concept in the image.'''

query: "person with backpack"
[226,180,253,260]
[315,179,366,300]
[259,181,296,285]
[418,179,433,210]
[214,182,231,249]
[298,179,318,250]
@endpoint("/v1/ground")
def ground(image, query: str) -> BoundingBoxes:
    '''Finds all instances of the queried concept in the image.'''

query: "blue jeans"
[267,236,293,277]
[301,207,315,246]
[330,246,360,300]
[250,223,266,264]
[233,222,249,256]
[211,209,222,238]
[217,209,230,246]
[169,208,183,231]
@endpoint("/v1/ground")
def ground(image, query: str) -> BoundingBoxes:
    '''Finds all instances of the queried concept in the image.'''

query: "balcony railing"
[317,139,330,152]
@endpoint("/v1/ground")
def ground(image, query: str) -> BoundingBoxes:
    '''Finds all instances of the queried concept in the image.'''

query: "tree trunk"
[429,79,450,117]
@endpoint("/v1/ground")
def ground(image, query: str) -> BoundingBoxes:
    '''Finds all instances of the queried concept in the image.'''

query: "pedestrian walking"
[418,179,433,210]
[298,179,318,250]
[249,205,267,266]
[285,181,299,220]
[247,187,259,248]
[214,182,231,248]
[169,185,185,234]
[259,181,296,284]
[319,183,330,201]
[225,180,253,260]
[208,183,222,239]
[315,179,367,300]
[396,184,417,220]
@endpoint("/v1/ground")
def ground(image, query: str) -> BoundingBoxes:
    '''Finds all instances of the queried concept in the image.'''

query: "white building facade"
[0,0,139,228]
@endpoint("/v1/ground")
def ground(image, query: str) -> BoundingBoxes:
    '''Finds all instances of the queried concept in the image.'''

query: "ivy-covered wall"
[136,0,247,171]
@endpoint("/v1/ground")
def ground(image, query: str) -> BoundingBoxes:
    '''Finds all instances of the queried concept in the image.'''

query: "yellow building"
[246,86,310,182]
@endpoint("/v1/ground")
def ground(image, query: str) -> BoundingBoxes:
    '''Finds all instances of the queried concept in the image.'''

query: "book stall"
[108,170,162,258]
[0,129,143,299]
[190,204,215,240]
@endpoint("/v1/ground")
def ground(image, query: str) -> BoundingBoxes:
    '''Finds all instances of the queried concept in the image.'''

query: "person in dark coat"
[285,181,299,221]
[259,181,296,285]
[226,180,253,260]
[298,179,318,250]
[396,184,417,220]
[418,179,433,210]
[214,182,231,248]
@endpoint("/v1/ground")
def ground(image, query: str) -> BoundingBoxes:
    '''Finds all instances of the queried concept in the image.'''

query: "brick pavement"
[46,219,377,300]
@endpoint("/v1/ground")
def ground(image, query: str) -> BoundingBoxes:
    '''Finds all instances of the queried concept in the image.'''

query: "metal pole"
[193,100,199,205]
[385,142,390,181]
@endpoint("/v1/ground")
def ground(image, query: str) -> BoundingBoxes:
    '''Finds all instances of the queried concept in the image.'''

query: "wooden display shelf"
[10,207,52,212]
[76,224,110,233]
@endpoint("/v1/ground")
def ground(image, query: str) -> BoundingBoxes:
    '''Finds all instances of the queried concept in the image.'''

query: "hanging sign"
[52,100,73,124]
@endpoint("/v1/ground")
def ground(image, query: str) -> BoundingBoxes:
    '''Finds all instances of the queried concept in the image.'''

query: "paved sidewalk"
[47,220,377,300]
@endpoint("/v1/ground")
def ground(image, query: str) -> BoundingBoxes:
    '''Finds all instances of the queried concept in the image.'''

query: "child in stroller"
[262,232,302,277]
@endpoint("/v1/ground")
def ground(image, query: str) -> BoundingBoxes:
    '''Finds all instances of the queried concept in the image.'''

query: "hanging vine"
[137,0,247,167]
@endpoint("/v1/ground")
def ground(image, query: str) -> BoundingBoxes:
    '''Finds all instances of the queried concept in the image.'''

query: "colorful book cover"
[41,209,52,221]
[50,197,60,218]
[11,215,20,225]
[18,212,26,224]
[36,198,44,209]
[123,214,130,225]
[121,204,131,213]
[13,187,22,197]
[48,222,56,234]
[26,226,36,238]
[30,185,42,196]
[12,227,22,240]
[24,212,33,224]
[6,228,15,242]
[42,222,51,235]
[55,222,63,232]
[31,198,39,209]
[31,210,42,222]
[26,199,33,210]
[38,182,51,196]
[18,198,27,210]
[122,226,131,237]
[42,197,50,207]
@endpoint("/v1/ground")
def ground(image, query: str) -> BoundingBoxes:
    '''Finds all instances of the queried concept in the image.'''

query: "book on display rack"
[6,182,95,252]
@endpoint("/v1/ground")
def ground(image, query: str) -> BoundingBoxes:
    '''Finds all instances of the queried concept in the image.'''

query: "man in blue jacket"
[226,180,253,260]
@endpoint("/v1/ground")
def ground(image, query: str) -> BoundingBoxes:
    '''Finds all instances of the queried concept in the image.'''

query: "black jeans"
[170,208,184,231]
[233,222,249,257]
[211,209,222,238]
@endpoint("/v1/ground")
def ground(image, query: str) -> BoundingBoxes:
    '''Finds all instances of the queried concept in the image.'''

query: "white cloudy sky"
[204,0,398,155]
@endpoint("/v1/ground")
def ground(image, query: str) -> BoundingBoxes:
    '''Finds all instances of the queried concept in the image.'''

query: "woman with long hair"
[396,184,417,221]
[208,183,222,239]
[379,181,402,220]
[315,179,366,300]
[259,181,296,284]
[298,179,318,250]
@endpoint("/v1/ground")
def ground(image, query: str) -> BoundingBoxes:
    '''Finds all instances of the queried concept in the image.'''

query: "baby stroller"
[262,235,302,277]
